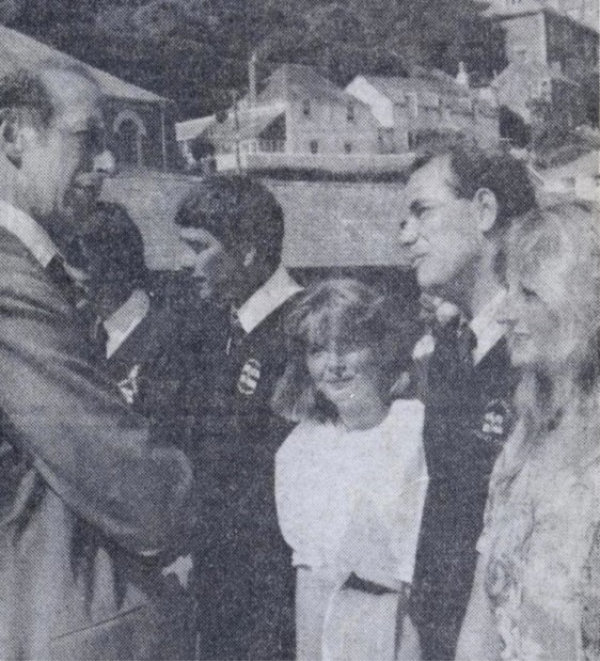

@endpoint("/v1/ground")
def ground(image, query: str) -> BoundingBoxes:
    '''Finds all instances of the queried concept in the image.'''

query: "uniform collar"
[103,289,150,358]
[0,199,60,268]
[470,290,506,365]
[236,266,302,335]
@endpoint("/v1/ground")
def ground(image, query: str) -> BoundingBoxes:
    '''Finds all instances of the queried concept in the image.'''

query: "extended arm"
[0,250,193,554]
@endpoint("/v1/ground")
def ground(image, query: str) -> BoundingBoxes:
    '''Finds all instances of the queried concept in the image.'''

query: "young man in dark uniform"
[76,201,196,659]
[398,144,537,660]
[173,175,302,660]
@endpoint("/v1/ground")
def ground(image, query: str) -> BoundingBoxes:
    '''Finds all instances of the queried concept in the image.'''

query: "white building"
[346,69,500,151]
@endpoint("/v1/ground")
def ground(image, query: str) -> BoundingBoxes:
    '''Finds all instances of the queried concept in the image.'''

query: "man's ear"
[473,188,498,234]
[242,245,257,268]
[0,113,25,168]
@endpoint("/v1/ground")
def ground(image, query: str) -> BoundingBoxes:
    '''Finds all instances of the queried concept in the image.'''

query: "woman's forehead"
[302,310,374,345]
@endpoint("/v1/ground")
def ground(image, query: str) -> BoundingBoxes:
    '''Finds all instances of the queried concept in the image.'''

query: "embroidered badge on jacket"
[237,358,261,396]
[475,398,514,445]
[118,364,141,405]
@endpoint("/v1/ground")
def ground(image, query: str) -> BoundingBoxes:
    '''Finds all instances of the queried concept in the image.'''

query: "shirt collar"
[103,289,150,358]
[236,266,302,335]
[470,289,506,365]
[0,199,60,268]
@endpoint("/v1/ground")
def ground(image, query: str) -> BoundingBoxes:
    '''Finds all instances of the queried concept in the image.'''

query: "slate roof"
[0,24,167,103]
[362,70,471,104]
[206,104,285,142]
[176,115,216,141]
[239,64,365,107]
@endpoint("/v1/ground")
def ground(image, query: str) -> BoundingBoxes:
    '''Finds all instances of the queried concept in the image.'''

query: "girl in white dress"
[272,279,428,661]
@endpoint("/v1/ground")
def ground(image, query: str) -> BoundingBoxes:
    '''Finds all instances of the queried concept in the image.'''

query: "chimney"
[456,61,469,88]
[249,51,257,108]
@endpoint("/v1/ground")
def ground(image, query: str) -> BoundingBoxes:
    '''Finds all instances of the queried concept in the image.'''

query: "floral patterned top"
[477,408,600,661]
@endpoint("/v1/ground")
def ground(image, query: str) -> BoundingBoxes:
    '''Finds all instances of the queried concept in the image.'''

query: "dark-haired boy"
[398,144,537,660]
[173,175,302,660]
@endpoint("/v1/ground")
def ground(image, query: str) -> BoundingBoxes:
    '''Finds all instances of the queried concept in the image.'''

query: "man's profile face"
[399,155,482,297]
[175,226,239,304]
[19,70,106,229]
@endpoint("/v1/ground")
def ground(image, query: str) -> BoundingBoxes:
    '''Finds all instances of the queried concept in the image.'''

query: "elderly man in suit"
[0,63,192,659]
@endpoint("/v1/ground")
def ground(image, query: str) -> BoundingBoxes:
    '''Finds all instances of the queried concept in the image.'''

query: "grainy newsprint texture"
[0,1,598,660]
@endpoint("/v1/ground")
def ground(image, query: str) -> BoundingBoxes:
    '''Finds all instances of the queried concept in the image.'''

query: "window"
[346,102,355,122]
[344,142,353,154]
[309,140,319,154]
[303,99,311,117]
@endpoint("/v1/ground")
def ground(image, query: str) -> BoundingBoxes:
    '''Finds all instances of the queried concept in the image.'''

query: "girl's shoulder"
[276,417,335,459]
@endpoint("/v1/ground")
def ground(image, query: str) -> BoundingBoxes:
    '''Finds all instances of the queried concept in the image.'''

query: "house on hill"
[0,25,178,170]
[484,0,598,77]
[346,68,500,151]
[492,59,582,126]
[176,63,381,170]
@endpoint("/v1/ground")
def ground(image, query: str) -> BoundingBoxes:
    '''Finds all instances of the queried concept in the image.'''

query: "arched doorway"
[113,111,147,167]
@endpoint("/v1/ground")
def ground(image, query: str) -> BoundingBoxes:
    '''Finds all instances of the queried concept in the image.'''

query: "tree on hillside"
[1,0,505,119]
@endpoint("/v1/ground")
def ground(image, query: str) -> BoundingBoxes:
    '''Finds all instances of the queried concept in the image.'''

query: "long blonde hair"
[505,201,600,442]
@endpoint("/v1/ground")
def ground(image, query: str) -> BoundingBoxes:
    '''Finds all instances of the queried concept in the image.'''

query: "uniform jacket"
[0,221,192,659]
[182,276,301,660]
[92,292,197,659]
[410,300,519,639]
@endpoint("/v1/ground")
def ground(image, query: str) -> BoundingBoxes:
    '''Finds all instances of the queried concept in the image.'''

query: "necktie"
[90,317,109,363]
[428,316,477,407]
[45,255,87,308]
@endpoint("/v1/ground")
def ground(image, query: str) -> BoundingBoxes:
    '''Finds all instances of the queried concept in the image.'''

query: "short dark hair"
[410,143,538,230]
[0,68,55,128]
[174,175,284,272]
[80,201,148,295]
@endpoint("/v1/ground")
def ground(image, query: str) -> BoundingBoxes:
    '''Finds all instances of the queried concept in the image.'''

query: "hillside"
[0,0,507,119]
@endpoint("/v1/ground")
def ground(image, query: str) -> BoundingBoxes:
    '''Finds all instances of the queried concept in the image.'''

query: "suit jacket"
[410,337,518,634]
[182,297,298,660]
[0,226,192,659]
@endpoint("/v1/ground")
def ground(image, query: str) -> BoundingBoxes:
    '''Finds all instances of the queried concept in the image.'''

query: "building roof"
[357,70,499,116]
[252,63,361,106]
[0,24,167,103]
[362,70,471,104]
[176,115,216,141]
[206,103,285,143]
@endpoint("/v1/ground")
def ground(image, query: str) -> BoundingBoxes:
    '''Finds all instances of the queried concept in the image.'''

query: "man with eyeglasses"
[0,63,193,659]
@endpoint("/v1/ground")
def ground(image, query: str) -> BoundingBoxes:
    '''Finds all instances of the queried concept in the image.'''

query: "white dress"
[275,398,428,660]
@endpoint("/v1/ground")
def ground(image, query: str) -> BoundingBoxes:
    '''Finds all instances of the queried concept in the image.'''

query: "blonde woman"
[457,202,600,660]
[273,279,427,660]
